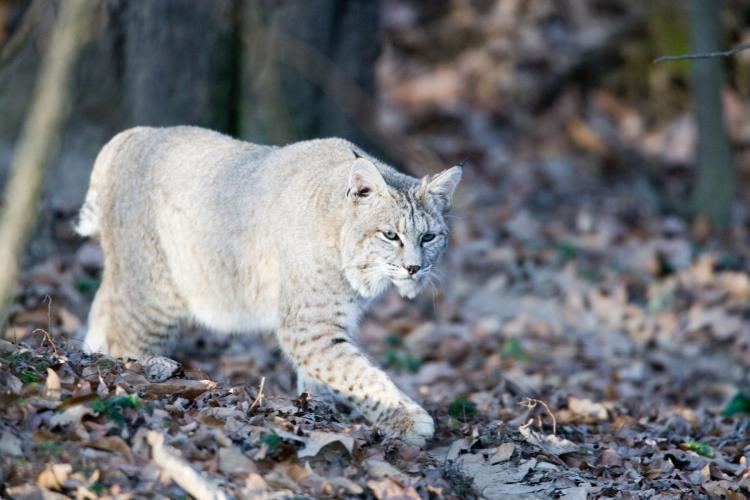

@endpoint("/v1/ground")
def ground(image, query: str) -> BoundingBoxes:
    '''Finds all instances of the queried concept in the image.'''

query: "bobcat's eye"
[382,231,399,241]
[421,233,436,244]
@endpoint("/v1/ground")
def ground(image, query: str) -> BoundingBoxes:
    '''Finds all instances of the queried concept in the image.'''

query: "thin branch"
[147,431,228,500]
[654,42,750,63]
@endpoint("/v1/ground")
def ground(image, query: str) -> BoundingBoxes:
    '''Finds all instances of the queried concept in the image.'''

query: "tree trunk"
[239,0,381,150]
[689,0,734,228]
[124,0,237,131]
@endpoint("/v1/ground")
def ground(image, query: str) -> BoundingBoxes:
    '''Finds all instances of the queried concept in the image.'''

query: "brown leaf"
[219,446,258,476]
[37,463,73,490]
[597,448,623,467]
[367,478,420,500]
[84,436,134,463]
[137,379,217,399]
[568,397,608,421]
[44,368,61,399]
[490,443,515,464]
[297,430,354,458]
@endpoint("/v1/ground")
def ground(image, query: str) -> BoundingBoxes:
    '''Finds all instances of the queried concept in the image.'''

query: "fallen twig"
[249,376,265,412]
[520,398,557,435]
[147,431,228,500]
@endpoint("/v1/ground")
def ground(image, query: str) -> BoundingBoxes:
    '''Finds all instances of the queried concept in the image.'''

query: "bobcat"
[76,126,461,446]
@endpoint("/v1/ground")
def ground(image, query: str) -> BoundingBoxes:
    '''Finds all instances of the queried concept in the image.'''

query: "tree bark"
[124,0,237,131]
[689,0,734,228]
[239,0,381,150]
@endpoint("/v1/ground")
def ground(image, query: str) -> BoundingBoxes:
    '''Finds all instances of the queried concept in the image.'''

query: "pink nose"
[406,265,421,276]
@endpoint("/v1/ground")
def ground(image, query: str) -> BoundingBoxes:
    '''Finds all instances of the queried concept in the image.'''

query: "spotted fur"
[76,126,461,446]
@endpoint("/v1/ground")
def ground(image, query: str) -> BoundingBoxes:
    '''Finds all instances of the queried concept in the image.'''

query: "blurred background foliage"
[0,0,749,260]
[0,0,750,274]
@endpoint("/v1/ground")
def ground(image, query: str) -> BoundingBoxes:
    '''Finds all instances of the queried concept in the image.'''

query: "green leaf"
[501,338,530,363]
[448,395,478,420]
[259,431,282,454]
[386,335,403,348]
[383,350,421,373]
[555,242,579,264]
[723,392,750,417]
[682,440,714,458]
[90,394,142,427]
[75,276,101,297]
[88,482,106,496]
[110,394,142,410]
[37,441,63,456]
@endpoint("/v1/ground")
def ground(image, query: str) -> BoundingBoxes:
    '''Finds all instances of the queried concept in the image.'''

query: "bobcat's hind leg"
[83,274,186,359]
[81,279,113,354]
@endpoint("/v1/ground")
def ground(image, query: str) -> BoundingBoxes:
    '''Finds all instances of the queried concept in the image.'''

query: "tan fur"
[76,126,461,446]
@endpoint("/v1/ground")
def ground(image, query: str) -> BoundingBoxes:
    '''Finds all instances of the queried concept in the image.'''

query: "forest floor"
[2,147,750,498]
[3,2,750,499]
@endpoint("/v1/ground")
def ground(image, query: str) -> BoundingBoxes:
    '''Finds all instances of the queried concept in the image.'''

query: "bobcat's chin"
[394,277,424,300]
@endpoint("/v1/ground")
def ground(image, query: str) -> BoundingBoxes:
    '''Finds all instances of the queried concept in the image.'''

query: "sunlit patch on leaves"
[90,394,143,427]
[501,337,530,363]
[723,392,750,417]
[448,395,478,420]
[681,440,715,458]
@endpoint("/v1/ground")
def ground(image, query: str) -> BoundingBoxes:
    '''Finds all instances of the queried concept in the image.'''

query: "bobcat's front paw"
[381,402,434,447]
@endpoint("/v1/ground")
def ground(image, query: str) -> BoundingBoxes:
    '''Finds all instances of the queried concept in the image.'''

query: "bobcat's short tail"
[74,126,147,239]
[74,190,100,238]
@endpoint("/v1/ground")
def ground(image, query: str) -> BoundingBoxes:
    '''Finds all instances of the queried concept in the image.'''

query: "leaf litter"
[3,1,750,498]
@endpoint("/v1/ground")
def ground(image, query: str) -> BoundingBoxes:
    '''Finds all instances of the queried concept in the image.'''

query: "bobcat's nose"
[406,265,421,276]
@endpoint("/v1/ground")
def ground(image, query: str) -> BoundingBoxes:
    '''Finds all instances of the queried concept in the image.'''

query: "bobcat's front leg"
[277,300,434,446]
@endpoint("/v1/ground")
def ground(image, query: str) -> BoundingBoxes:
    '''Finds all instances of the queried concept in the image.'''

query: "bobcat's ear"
[347,157,388,201]
[421,166,462,210]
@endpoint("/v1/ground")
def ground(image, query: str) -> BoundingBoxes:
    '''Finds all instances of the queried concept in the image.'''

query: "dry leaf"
[219,446,257,476]
[367,477,420,500]
[143,356,182,382]
[490,442,515,463]
[568,397,608,421]
[137,379,217,399]
[297,430,354,458]
[45,368,61,399]
[37,463,72,490]
[85,436,135,463]
[518,426,580,456]
[0,431,23,456]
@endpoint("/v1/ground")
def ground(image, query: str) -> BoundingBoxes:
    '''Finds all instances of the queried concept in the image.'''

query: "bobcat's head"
[341,155,461,299]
